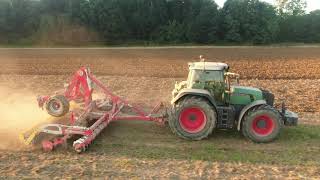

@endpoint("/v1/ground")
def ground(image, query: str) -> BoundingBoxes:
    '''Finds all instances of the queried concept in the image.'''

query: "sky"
[215,0,320,12]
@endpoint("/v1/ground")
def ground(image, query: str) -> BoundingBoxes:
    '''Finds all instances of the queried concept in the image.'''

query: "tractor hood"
[232,85,262,95]
[230,85,263,105]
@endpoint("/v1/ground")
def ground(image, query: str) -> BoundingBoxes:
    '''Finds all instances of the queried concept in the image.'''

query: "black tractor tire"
[45,95,70,117]
[242,105,283,143]
[261,89,275,106]
[168,96,217,140]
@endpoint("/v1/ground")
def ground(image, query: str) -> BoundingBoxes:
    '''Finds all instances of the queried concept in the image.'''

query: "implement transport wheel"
[45,95,70,117]
[242,105,283,143]
[169,96,216,140]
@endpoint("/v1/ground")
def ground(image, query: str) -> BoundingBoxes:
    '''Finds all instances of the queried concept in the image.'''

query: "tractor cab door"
[188,70,225,105]
[203,71,226,105]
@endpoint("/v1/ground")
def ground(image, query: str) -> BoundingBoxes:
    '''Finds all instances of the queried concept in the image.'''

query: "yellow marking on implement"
[19,129,39,145]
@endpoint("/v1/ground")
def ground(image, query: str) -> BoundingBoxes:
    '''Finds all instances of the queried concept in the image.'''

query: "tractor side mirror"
[225,72,240,84]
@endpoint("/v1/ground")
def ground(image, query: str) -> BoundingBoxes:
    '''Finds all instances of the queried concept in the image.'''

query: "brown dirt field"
[0,47,320,178]
[1,47,320,79]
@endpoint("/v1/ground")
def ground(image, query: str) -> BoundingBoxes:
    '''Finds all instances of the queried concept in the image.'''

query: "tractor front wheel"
[45,95,70,117]
[242,105,283,143]
[169,96,216,140]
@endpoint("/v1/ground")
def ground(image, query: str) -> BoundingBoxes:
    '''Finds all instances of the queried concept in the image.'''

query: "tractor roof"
[188,62,229,71]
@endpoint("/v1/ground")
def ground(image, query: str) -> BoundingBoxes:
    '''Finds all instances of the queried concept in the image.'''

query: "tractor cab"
[172,60,242,105]
[186,61,241,105]
[186,61,228,88]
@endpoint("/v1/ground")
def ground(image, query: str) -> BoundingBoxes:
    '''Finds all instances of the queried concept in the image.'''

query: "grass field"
[0,47,319,178]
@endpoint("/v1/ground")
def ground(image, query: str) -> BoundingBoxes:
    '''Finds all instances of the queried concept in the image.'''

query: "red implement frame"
[37,67,166,153]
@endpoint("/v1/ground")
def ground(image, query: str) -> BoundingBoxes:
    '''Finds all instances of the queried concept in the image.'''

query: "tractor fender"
[171,88,218,108]
[237,100,267,131]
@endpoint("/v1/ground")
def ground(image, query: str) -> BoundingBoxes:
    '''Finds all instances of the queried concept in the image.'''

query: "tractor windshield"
[187,70,224,86]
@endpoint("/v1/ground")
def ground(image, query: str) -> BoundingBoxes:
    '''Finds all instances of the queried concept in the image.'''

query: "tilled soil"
[1,47,320,79]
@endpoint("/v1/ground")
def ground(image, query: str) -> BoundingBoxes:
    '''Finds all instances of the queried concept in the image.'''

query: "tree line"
[0,0,319,45]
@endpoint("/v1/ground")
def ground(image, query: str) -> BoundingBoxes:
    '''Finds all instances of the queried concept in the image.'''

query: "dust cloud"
[0,87,52,150]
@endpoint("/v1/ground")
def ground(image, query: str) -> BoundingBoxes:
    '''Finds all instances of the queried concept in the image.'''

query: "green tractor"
[169,58,298,143]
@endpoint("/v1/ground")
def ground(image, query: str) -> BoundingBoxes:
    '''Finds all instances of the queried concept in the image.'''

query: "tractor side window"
[203,71,223,82]
[187,70,224,87]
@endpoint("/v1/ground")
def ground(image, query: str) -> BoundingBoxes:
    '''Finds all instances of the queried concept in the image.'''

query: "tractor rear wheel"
[45,95,70,117]
[242,105,283,143]
[169,96,216,140]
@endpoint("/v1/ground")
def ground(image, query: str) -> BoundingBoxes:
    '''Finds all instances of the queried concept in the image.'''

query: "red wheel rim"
[252,115,274,136]
[53,102,61,109]
[179,107,207,133]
